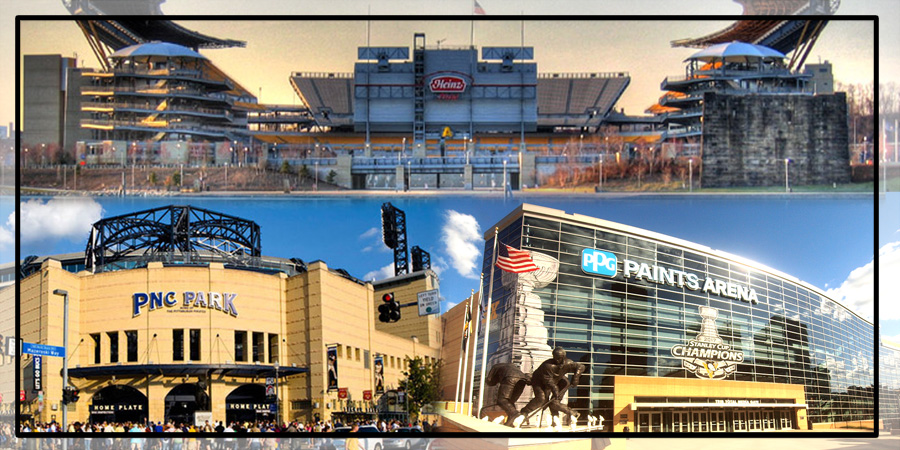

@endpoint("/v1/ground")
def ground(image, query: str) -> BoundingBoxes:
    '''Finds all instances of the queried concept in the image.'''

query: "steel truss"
[85,205,261,272]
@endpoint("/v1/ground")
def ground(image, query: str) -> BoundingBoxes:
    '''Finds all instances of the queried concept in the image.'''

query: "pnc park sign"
[133,291,239,317]
[581,248,760,304]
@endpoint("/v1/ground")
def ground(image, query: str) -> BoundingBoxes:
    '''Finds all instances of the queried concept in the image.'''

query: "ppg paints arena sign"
[581,248,749,380]
[133,291,239,317]
[581,248,759,304]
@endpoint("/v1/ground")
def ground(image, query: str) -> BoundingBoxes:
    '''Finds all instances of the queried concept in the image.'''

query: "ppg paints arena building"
[466,204,877,432]
[15,205,441,427]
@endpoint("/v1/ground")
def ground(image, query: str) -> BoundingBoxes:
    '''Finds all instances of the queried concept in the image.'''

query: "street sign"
[22,342,65,358]
[33,356,42,391]
[417,289,440,316]
[5,336,15,357]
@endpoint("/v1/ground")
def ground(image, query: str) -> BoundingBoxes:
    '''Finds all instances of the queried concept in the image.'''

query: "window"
[173,329,184,361]
[189,329,201,361]
[356,348,361,361]
[126,330,138,362]
[364,350,370,369]
[91,334,101,364]
[235,331,247,362]
[253,332,265,362]
[346,345,353,359]
[268,334,279,364]
[108,332,119,363]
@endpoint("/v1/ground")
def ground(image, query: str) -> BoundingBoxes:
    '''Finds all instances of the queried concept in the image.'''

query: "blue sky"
[4,194,885,338]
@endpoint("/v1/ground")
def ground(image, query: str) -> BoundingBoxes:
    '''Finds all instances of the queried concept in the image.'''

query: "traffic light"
[62,387,80,404]
[378,293,401,323]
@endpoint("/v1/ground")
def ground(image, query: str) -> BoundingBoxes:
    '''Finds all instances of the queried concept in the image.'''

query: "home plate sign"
[417,289,440,316]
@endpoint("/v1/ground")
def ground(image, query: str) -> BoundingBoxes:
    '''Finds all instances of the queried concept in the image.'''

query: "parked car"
[332,427,382,450]
[383,427,427,450]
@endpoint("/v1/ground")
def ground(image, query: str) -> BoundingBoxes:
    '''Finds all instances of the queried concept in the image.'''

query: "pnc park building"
[14,205,441,427]
[469,204,876,432]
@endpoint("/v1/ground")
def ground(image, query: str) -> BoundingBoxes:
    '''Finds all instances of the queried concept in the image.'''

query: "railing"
[538,72,629,79]
[80,102,232,119]
[80,119,236,134]
[290,72,354,79]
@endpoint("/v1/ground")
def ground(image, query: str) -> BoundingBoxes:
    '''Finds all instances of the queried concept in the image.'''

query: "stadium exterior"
[465,204,875,432]
[15,206,441,427]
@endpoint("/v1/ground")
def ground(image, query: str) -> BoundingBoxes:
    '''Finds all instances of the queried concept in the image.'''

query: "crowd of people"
[5,418,434,450]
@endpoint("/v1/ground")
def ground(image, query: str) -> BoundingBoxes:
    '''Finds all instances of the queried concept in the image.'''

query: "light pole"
[314,161,319,191]
[579,134,584,153]
[688,158,693,193]
[784,158,791,193]
[598,156,603,192]
[274,363,280,424]
[52,289,69,433]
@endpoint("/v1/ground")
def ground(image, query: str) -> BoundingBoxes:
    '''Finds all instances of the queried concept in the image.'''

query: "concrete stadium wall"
[701,92,851,188]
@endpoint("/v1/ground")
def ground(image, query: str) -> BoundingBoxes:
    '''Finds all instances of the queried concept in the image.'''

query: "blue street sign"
[22,342,65,358]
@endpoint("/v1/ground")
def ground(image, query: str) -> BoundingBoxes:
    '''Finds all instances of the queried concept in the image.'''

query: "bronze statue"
[515,347,585,427]
[483,362,532,426]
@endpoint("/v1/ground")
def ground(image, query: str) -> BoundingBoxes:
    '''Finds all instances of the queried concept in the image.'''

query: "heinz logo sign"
[429,76,467,93]
[582,249,618,277]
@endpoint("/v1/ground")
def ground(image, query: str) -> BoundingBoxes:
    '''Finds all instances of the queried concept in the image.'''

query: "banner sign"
[363,390,372,401]
[374,355,384,394]
[338,388,348,399]
[265,377,276,400]
[671,306,744,379]
[327,346,339,391]
[33,356,42,391]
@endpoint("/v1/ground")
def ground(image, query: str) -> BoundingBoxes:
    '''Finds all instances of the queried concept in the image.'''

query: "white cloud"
[19,197,103,248]
[431,255,449,277]
[364,263,395,282]
[825,241,900,322]
[441,210,483,279]
[883,334,900,346]
[359,227,390,253]
[0,211,13,253]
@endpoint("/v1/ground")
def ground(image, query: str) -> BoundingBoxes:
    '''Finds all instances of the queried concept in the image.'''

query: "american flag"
[474,0,486,15]
[495,244,539,273]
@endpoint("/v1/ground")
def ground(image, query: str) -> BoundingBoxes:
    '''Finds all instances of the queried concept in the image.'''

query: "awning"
[66,363,308,379]
[631,402,808,410]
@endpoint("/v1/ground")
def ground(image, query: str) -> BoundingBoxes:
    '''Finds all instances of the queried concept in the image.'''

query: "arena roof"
[65,0,165,15]
[670,1,835,54]
[76,19,246,51]
[289,73,355,128]
[536,73,631,128]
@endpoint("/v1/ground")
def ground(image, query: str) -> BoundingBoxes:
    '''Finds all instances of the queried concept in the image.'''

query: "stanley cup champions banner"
[374,355,385,394]
[327,346,339,391]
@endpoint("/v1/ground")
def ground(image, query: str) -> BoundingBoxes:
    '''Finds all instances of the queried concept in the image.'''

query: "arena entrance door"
[225,384,273,425]
[89,385,148,425]
[164,383,210,427]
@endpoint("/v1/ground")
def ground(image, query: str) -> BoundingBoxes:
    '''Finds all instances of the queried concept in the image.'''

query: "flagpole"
[465,273,485,415]
[453,294,471,413]
[458,290,474,414]
[476,227,500,418]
